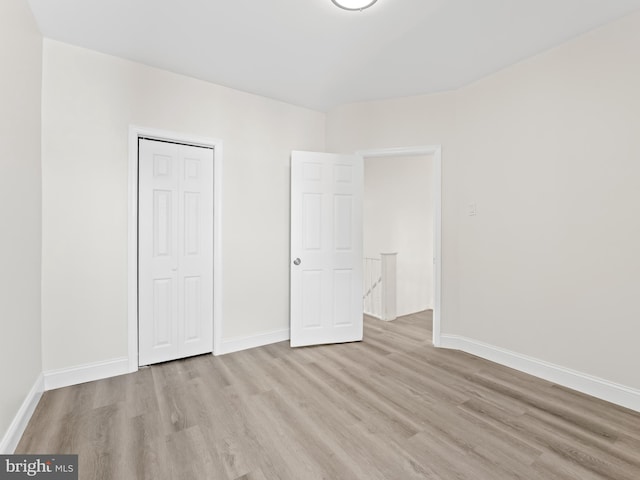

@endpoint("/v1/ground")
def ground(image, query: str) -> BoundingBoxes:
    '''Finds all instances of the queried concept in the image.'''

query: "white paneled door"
[138,139,214,365]
[290,151,364,347]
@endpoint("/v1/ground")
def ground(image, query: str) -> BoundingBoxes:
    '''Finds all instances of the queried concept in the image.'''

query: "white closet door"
[138,139,213,366]
[177,144,214,359]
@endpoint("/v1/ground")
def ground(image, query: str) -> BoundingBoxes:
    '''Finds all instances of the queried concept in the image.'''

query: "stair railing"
[363,252,397,321]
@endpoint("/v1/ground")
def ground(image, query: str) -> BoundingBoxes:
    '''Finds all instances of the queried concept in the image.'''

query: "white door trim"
[128,126,224,373]
[356,145,442,347]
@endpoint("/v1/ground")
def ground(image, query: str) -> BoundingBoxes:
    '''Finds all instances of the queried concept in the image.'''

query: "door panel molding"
[128,126,223,373]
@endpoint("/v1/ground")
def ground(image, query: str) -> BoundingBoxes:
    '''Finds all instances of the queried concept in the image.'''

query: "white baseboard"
[0,373,44,454]
[217,329,290,355]
[439,334,640,413]
[44,357,130,391]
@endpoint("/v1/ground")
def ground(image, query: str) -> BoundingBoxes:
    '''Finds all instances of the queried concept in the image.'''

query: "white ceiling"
[27,0,640,111]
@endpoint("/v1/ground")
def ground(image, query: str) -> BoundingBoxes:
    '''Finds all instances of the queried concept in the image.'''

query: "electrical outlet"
[468,202,477,216]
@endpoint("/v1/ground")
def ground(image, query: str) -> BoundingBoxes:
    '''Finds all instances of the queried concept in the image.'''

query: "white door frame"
[356,145,442,347]
[127,126,223,373]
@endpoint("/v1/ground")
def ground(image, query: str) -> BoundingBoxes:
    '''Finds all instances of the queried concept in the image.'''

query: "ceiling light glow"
[331,0,378,11]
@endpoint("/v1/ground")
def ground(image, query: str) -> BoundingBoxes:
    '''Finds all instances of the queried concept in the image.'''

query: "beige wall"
[41,40,325,371]
[454,11,640,388]
[0,0,43,444]
[364,155,434,315]
[328,11,640,390]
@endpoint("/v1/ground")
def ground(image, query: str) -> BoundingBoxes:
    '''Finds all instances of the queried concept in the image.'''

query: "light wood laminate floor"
[17,311,640,479]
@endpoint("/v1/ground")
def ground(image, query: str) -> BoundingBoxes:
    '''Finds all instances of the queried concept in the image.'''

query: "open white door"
[290,151,364,347]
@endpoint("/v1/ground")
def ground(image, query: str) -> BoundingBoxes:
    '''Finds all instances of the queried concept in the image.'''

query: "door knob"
[293,258,301,266]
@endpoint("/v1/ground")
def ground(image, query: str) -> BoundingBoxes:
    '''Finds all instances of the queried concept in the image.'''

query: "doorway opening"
[127,126,223,373]
[357,145,442,347]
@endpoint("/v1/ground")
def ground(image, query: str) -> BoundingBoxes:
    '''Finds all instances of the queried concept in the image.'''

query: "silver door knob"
[293,258,301,266]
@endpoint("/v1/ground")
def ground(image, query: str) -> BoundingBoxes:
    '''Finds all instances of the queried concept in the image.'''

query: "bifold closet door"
[138,139,214,366]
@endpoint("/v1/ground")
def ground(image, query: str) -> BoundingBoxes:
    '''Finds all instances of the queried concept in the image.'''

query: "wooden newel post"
[380,253,397,321]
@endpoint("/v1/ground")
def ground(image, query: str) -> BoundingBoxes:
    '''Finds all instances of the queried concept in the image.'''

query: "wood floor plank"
[15,310,640,479]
